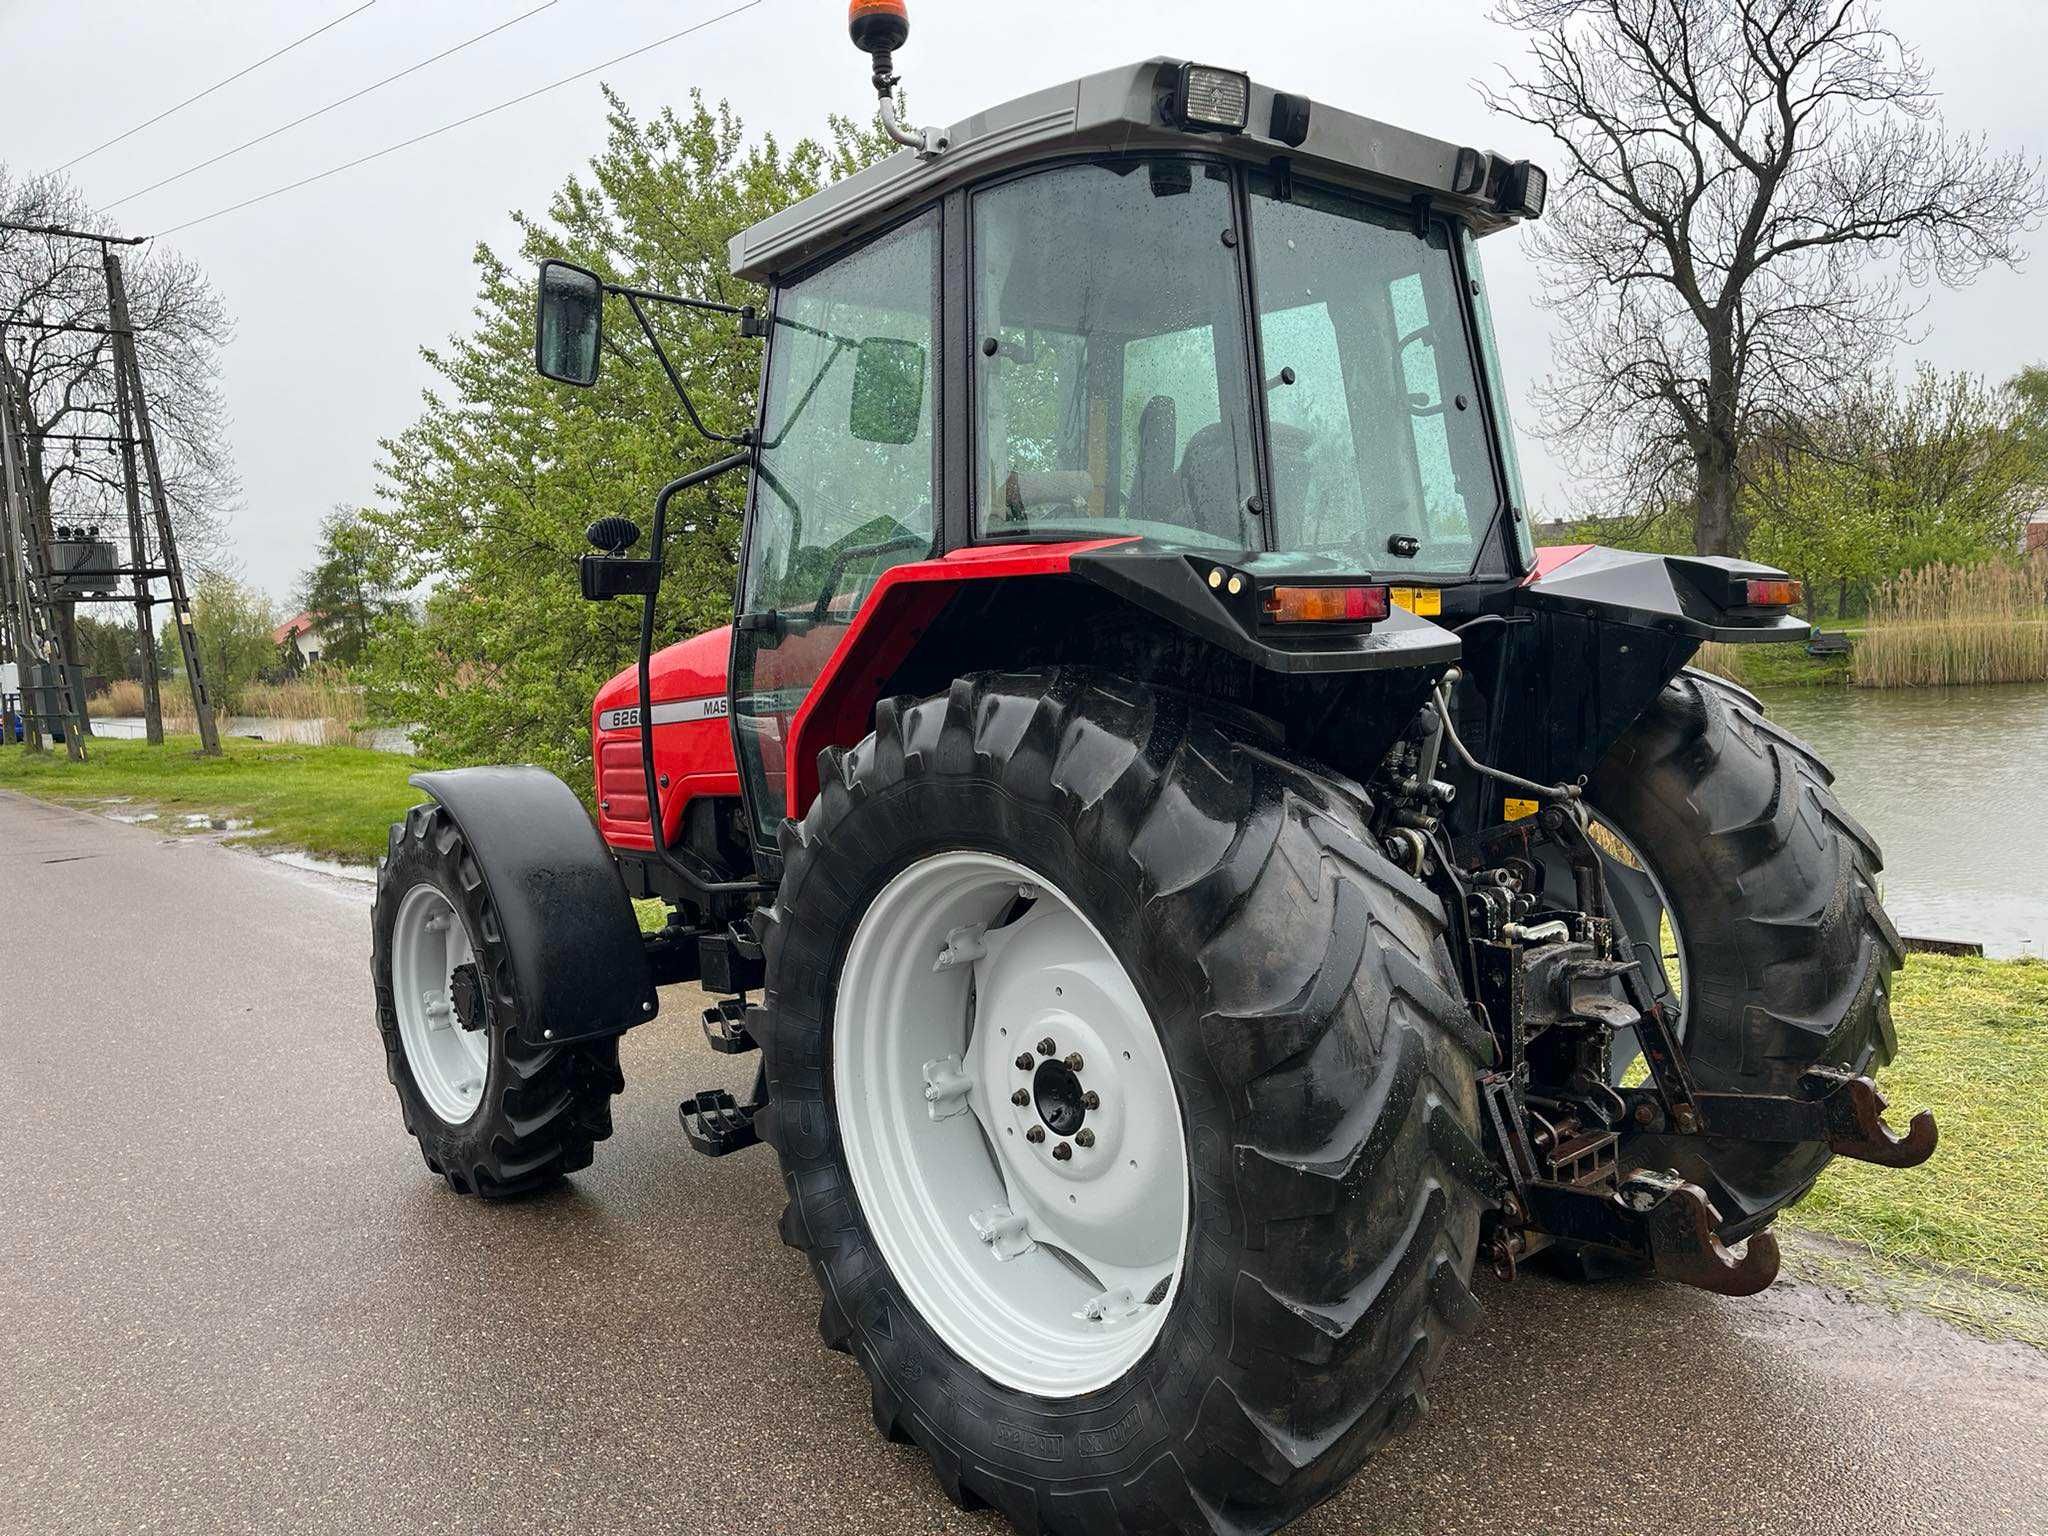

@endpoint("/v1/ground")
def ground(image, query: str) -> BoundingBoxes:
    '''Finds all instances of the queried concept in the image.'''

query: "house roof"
[273,611,317,645]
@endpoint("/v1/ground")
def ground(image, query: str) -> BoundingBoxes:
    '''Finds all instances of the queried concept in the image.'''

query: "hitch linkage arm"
[1682,1066,1939,1169]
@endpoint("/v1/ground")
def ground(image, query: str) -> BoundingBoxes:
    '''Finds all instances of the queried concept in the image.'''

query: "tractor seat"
[1178,422,1249,541]
[1128,395,1181,524]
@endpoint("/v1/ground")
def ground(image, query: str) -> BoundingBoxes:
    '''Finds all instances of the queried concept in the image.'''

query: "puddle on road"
[267,850,376,885]
[180,813,252,832]
[106,809,160,825]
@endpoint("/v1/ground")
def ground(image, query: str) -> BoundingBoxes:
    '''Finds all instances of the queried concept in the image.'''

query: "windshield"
[970,157,1505,574]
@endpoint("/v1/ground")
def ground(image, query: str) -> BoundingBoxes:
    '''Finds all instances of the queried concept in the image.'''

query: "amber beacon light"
[848,0,910,54]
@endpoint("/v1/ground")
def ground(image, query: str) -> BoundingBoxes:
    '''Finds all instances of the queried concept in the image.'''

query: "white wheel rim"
[834,852,1190,1398]
[391,882,491,1124]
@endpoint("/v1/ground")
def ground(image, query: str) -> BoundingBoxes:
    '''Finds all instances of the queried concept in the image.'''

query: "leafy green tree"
[365,91,887,780]
[2013,363,2048,480]
[189,571,278,714]
[296,505,402,667]
[1745,367,2037,618]
[72,612,143,680]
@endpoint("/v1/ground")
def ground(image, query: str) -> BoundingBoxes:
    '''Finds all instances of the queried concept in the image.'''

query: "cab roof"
[728,58,1533,284]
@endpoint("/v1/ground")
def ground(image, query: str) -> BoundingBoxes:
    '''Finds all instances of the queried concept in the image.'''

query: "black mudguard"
[1451,549,1811,820]
[409,766,658,1047]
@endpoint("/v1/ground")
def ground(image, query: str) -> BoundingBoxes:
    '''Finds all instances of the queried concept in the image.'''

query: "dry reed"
[85,670,370,743]
[1853,555,2048,688]
[87,678,147,718]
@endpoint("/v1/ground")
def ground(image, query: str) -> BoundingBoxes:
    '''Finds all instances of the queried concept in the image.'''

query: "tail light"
[1261,584,1390,624]
[1740,578,1803,609]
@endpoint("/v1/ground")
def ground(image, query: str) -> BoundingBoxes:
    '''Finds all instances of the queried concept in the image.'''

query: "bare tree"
[0,168,237,572]
[1483,0,2046,554]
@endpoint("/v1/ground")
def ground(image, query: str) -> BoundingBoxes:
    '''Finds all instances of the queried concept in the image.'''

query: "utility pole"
[105,251,164,744]
[0,221,216,757]
[14,402,92,761]
[105,252,217,755]
[0,343,78,756]
[0,373,43,754]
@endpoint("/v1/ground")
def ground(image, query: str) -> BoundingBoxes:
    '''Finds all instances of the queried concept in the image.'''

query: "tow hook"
[1623,1171,1781,1297]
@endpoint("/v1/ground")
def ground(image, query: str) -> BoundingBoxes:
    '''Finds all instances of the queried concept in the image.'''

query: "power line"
[150,1,768,240]
[55,3,379,173]
[106,1,561,212]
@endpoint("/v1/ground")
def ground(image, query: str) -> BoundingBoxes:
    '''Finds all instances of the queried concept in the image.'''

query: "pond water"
[1755,682,2048,959]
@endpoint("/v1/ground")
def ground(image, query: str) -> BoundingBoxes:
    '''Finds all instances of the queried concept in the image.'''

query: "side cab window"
[732,210,940,845]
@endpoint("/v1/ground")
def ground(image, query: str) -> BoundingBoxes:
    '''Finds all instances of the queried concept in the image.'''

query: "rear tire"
[759,670,1493,1535]
[1590,667,1905,1240]
[371,802,625,1197]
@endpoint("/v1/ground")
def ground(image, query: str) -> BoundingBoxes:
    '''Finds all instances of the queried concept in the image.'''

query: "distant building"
[273,612,327,667]
[2026,515,2048,557]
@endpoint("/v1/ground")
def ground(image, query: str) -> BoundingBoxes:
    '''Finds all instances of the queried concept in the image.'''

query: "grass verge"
[0,734,425,864]
[1783,953,2048,1325]
[1694,640,1851,688]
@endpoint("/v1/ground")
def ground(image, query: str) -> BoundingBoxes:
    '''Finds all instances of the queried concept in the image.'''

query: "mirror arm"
[608,281,753,320]
[636,447,772,898]
[620,291,753,448]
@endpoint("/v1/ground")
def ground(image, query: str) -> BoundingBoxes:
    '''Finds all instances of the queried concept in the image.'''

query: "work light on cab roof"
[369,13,1938,1536]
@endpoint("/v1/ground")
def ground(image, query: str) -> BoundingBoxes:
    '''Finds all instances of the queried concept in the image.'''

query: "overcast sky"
[2,0,2042,601]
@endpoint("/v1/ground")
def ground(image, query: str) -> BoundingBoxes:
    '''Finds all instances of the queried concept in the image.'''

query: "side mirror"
[536,259,605,387]
[848,335,927,445]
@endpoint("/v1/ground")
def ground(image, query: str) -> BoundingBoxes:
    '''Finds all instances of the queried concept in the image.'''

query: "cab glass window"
[1248,174,1503,575]
[733,210,938,844]
[973,159,1258,549]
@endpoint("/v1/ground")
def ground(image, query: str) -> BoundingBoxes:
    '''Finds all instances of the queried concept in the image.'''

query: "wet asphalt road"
[4,789,2046,1536]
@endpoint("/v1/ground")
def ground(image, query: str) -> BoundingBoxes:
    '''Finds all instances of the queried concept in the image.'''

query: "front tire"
[758,671,1493,1534]
[371,802,624,1197]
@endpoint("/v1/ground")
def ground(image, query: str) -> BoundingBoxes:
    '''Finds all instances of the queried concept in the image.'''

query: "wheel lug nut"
[1025,1125,1046,1144]
[1082,1091,1100,1110]
[1052,1141,1072,1161]
[1064,1052,1084,1072]
[1011,1089,1030,1107]
[1075,1129,1095,1149]
[1015,1053,1035,1072]
[1037,1037,1057,1056]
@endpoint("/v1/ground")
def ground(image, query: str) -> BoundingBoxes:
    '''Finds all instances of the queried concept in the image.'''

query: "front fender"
[409,766,657,1047]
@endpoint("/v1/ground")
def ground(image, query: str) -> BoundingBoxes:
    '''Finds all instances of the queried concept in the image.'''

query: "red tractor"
[371,8,1934,1531]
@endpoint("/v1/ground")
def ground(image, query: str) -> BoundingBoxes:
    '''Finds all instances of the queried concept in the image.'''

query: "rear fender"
[785,540,1461,823]
[409,766,657,1047]
[1448,546,1810,819]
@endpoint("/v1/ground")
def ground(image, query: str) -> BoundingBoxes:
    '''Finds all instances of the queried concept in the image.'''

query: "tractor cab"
[718,53,1552,856]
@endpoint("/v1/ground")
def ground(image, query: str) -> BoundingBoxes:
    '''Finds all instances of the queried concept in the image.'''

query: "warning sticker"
[1503,797,1539,822]
[1389,586,1442,616]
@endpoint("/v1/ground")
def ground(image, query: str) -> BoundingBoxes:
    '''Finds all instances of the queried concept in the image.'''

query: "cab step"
[701,997,757,1054]
[680,1088,761,1157]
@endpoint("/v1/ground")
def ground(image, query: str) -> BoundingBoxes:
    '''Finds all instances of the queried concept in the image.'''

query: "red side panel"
[782,540,1126,819]
[1527,544,1593,582]
[590,624,738,851]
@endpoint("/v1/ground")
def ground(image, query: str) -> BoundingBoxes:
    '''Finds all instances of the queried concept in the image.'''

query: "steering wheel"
[806,518,928,622]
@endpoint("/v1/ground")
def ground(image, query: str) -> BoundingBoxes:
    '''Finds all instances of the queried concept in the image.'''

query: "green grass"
[1785,954,2048,1308]
[1694,640,1851,688]
[0,734,427,864]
